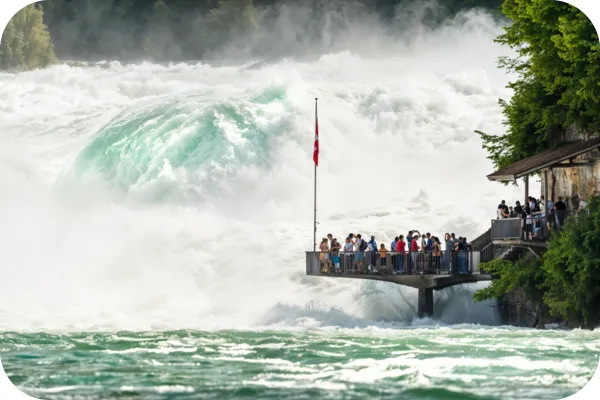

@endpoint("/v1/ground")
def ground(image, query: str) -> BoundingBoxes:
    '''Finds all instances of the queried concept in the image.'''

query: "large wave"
[0,10,529,331]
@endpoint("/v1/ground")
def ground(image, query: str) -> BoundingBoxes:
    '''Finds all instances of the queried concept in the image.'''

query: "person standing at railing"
[527,196,538,212]
[343,237,354,273]
[424,233,433,272]
[355,234,367,274]
[513,201,525,239]
[546,198,555,213]
[390,236,398,274]
[456,237,467,273]
[407,230,420,249]
[432,237,442,273]
[514,201,523,215]
[444,233,453,272]
[497,200,509,218]
[410,235,420,272]
[554,197,567,230]
[319,238,331,272]
[331,237,341,274]
[379,244,388,272]
[396,235,406,274]
[368,236,378,272]
[524,203,533,240]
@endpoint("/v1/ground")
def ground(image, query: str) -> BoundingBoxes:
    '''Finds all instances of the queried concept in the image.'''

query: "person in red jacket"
[410,234,420,272]
[395,235,406,274]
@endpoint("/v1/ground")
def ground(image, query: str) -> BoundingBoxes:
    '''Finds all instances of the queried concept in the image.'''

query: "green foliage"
[481,0,600,171]
[206,0,259,47]
[475,197,600,328]
[473,257,545,303]
[0,4,56,71]
[0,0,505,68]
[541,196,600,327]
[142,0,177,60]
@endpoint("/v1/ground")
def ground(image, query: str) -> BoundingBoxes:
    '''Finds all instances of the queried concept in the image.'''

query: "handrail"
[306,250,483,277]
[491,209,576,241]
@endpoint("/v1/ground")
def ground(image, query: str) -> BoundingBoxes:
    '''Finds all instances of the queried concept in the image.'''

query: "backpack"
[359,240,368,252]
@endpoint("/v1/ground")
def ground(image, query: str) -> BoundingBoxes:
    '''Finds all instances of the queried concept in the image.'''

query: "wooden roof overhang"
[487,138,600,182]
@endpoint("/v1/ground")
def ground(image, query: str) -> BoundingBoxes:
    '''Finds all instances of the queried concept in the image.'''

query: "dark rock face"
[497,288,564,329]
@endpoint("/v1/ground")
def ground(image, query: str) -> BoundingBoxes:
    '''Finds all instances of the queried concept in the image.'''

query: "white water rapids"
[0,10,538,331]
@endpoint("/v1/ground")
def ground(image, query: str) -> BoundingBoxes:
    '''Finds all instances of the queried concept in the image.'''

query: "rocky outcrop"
[497,288,563,328]
[543,126,600,208]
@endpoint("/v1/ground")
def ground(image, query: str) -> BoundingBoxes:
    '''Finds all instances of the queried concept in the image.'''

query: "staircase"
[500,246,526,262]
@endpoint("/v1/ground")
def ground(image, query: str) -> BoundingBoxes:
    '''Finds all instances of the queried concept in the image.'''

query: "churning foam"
[0,10,532,331]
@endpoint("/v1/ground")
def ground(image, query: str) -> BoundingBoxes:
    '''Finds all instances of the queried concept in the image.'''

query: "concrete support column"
[418,288,434,318]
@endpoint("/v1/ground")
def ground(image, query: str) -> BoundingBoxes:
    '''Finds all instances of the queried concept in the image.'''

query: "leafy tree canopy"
[0,4,56,71]
[2,0,504,69]
[479,0,600,171]
[541,197,600,327]
[473,257,545,303]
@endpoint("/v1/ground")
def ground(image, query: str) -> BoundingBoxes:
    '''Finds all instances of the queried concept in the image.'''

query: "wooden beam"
[510,146,600,179]
[550,162,593,168]
[487,175,516,182]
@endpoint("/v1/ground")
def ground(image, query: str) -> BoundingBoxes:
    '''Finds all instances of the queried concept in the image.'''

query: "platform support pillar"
[418,288,434,318]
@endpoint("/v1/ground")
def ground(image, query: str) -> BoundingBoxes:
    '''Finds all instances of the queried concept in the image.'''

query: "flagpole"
[313,97,318,252]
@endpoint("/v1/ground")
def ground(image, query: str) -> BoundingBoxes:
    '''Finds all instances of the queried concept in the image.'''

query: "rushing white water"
[0,10,536,331]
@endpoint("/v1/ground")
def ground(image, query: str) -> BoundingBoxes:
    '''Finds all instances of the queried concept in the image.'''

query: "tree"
[479,0,600,172]
[206,0,259,47]
[0,4,56,70]
[142,0,180,60]
[473,258,546,303]
[541,197,600,327]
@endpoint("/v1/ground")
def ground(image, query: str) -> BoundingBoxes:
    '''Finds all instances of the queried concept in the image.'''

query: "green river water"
[2,327,598,399]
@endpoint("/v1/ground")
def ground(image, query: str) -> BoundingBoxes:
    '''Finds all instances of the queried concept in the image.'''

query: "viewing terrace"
[306,249,496,317]
[305,138,600,317]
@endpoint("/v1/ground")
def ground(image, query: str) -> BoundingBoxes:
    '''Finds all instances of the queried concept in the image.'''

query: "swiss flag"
[313,115,319,166]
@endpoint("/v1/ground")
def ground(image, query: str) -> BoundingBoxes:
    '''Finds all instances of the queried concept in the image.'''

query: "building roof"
[487,137,600,182]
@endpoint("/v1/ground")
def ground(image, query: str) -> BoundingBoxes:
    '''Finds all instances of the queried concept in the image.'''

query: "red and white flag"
[313,107,319,166]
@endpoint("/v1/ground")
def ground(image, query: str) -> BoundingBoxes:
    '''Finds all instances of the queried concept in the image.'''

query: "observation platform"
[305,250,493,318]
[304,138,600,319]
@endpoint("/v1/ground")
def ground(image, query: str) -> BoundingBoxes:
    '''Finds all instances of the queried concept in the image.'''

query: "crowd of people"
[315,192,591,275]
[496,192,588,240]
[318,231,472,275]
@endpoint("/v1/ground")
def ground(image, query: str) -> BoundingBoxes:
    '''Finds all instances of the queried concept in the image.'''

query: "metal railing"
[306,250,485,277]
[491,210,576,241]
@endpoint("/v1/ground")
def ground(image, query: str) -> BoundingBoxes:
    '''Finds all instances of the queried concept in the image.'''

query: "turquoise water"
[2,327,598,399]
[60,87,289,204]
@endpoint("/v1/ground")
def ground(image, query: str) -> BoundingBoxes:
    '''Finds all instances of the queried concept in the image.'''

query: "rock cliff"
[543,126,600,208]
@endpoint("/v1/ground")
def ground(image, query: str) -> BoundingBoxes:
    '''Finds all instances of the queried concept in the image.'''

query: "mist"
[0,1,537,332]
[41,0,507,64]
